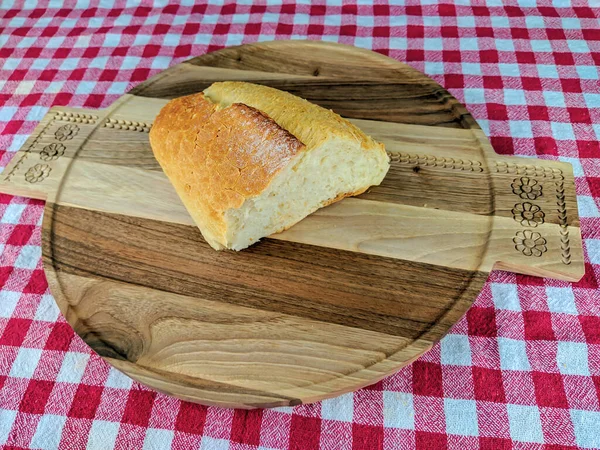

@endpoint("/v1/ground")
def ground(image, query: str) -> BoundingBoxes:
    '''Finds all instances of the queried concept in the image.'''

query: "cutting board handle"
[474,127,584,281]
[0,105,115,201]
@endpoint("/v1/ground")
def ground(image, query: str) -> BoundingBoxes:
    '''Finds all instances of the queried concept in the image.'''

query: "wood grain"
[0,41,585,408]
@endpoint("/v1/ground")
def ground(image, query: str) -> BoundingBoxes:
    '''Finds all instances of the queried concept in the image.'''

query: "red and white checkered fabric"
[1,1,599,449]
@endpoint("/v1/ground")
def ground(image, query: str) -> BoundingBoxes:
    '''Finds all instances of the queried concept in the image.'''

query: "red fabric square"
[6,225,35,246]
[406,49,424,62]
[480,50,499,63]
[522,76,542,90]
[473,367,506,403]
[580,316,600,344]
[405,5,422,16]
[415,431,447,450]
[413,361,443,397]
[352,423,383,450]
[528,105,549,121]
[23,270,48,295]
[68,384,103,419]
[407,25,424,38]
[534,137,558,156]
[487,103,508,121]
[568,107,591,123]
[0,318,32,347]
[476,27,494,38]
[583,29,600,40]
[577,141,600,158]
[443,50,461,63]
[532,372,568,408]
[44,323,74,351]
[512,28,529,40]
[438,4,456,15]
[573,263,598,290]
[19,380,54,414]
[523,311,555,341]
[289,415,321,450]
[175,402,207,435]
[121,390,156,427]
[593,376,600,404]
[467,307,497,338]
[516,274,545,286]
[479,437,512,450]
[231,410,263,445]
[441,26,459,38]
[490,137,514,155]
[576,6,596,18]
[0,266,13,290]
[554,52,575,66]
[587,180,600,201]
[444,74,464,89]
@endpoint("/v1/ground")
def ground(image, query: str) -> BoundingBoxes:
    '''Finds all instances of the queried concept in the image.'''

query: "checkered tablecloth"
[1,1,600,449]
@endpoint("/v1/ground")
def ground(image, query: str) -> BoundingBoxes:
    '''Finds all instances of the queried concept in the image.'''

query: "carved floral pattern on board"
[25,164,51,183]
[513,230,547,257]
[512,202,545,227]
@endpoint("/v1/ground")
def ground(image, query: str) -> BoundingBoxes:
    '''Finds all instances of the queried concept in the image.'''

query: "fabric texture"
[1,1,600,449]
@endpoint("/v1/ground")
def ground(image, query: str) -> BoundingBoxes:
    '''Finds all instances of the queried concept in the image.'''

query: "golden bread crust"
[149,92,306,243]
[204,81,382,152]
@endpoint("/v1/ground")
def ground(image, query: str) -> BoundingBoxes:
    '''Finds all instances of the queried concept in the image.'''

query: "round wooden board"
[8,41,579,409]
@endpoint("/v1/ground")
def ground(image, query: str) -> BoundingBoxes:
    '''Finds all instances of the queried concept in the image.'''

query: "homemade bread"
[149,81,389,250]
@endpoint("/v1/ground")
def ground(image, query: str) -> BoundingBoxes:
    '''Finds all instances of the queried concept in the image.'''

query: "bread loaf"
[149,81,389,250]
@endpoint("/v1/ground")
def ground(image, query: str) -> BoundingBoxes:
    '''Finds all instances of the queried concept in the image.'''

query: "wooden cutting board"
[0,41,584,409]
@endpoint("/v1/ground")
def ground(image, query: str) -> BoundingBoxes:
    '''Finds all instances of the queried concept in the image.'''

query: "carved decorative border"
[3,115,57,182]
[103,118,151,133]
[54,111,98,124]
[389,152,484,172]
[4,111,90,182]
[494,161,570,265]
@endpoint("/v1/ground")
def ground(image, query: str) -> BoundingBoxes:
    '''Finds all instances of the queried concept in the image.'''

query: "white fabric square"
[444,398,478,436]
[34,294,60,322]
[576,66,598,80]
[546,287,578,314]
[424,38,444,51]
[491,283,521,311]
[321,392,353,422]
[498,338,531,371]
[510,121,533,138]
[571,410,600,449]
[105,367,133,389]
[14,245,41,269]
[558,157,584,177]
[9,348,43,378]
[0,291,21,318]
[0,409,17,445]
[504,89,527,106]
[56,352,89,383]
[383,392,414,430]
[551,122,575,141]
[441,334,472,366]
[568,40,589,53]
[557,341,590,376]
[537,64,559,78]
[530,40,552,52]
[583,93,600,108]
[464,88,485,104]
[578,197,600,218]
[143,429,175,450]
[30,414,66,450]
[87,420,120,450]
[543,90,566,107]
[200,437,230,450]
[507,404,544,443]
[587,239,600,264]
